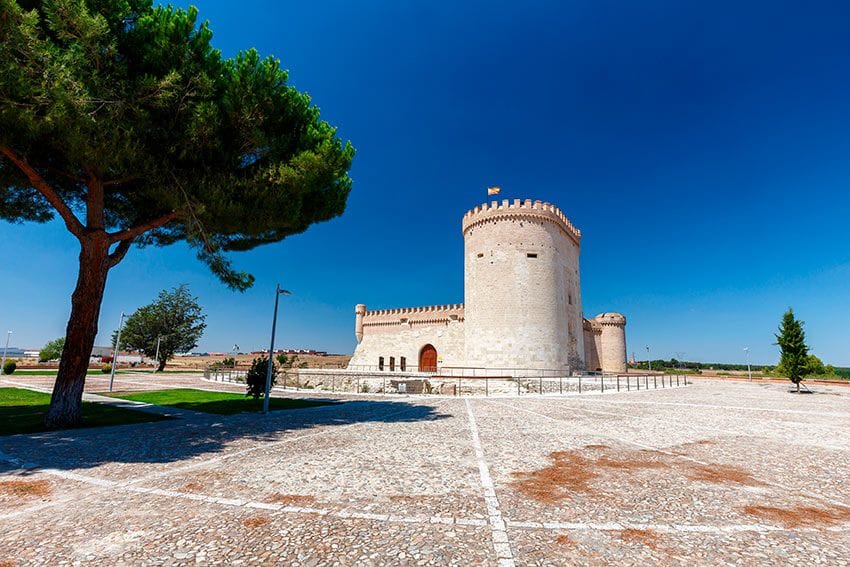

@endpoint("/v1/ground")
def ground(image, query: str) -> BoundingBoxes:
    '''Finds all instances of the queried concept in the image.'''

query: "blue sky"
[2,0,849,365]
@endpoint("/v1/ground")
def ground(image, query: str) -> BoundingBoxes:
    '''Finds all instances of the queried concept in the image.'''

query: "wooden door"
[419,344,437,372]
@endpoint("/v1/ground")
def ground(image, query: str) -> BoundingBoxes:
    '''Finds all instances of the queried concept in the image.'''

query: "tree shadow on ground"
[0,398,450,472]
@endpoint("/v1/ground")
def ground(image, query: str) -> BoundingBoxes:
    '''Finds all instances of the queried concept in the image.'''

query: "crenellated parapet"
[359,303,465,334]
[461,198,581,245]
[583,317,602,334]
[594,312,626,327]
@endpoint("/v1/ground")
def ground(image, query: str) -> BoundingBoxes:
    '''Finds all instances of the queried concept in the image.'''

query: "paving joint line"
[465,399,516,567]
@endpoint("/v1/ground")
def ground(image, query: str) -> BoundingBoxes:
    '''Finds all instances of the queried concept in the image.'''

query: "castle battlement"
[461,198,581,244]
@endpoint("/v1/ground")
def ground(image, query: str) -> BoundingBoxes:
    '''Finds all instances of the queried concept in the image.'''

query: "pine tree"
[774,308,809,393]
[0,1,354,427]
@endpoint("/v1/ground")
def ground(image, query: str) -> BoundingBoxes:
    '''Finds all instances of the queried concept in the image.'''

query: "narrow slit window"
[527,253,538,258]
[400,357,406,371]
[477,252,484,258]
[389,356,395,371]
[378,356,384,371]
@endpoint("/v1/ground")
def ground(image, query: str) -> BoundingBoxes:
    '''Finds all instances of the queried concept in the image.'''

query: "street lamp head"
[279,289,292,296]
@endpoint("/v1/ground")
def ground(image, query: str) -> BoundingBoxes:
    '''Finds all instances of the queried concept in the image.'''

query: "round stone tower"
[462,199,585,370]
[354,304,367,343]
[595,312,627,373]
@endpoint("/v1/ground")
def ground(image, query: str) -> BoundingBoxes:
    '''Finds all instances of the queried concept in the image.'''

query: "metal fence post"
[654,375,657,389]
[617,375,620,392]
[539,371,543,396]
[578,374,582,394]
[517,376,521,396]
[601,374,605,393]
[382,375,386,394]
[486,375,489,397]
[559,375,563,395]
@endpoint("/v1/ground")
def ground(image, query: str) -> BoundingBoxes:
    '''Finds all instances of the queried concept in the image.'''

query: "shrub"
[101,364,112,374]
[2,360,16,375]
[246,357,277,399]
[222,356,236,367]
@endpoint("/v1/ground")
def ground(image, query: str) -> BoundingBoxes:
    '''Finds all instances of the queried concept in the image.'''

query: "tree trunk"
[796,380,800,393]
[45,238,111,428]
[157,358,166,372]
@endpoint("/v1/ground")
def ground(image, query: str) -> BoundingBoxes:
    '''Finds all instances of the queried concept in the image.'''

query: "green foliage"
[245,357,276,399]
[114,285,206,371]
[0,1,355,289]
[774,308,809,390]
[38,337,65,362]
[275,353,299,369]
[221,356,236,368]
[101,364,112,373]
[805,354,826,376]
[2,360,16,375]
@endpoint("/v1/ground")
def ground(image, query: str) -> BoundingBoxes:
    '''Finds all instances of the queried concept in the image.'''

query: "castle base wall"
[348,322,465,371]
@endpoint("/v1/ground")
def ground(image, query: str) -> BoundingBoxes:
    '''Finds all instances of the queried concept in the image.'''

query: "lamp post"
[109,312,125,392]
[154,335,162,371]
[263,284,291,414]
[1,330,12,370]
[743,347,752,382]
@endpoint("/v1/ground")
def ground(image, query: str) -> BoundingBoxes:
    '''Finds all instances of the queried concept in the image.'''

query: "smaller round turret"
[355,304,367,343]
[594,313,627,373]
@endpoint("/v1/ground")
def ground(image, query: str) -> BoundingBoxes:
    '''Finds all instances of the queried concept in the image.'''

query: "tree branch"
[0,146,85,238]
[107,238,133,268]
[103,176,140,187]
[108,211,178,243]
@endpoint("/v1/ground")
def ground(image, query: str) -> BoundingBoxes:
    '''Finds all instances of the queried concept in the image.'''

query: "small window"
[568,293,573,305]
[400,356,406,371]
[389,356,395,371]
[527,253,538,258]
[477,252,484,258]
[378,356,384,371]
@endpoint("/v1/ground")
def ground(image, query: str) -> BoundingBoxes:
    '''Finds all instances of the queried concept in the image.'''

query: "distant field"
[8,353,353,373]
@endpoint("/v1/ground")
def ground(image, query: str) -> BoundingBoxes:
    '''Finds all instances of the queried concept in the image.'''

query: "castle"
[348,198,627,373]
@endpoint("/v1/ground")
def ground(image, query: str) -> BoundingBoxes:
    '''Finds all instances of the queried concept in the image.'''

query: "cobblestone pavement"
[1,374,848,565]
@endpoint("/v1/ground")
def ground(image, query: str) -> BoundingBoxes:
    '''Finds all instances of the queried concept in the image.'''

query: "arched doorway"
[419,344,437,372]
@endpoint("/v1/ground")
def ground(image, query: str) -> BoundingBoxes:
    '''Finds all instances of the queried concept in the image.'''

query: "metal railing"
[214,367,690,397]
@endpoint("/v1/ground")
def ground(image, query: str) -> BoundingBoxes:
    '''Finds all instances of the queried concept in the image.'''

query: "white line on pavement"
[465,399,516,567]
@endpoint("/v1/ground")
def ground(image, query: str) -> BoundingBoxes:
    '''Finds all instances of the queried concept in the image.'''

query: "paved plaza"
[1,373,849,565]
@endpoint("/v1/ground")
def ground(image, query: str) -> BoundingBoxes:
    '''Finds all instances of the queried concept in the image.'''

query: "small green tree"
[115,285,206,372]
[38,337,65,362]
[774,308,809,392]
[3,360,17,375]
[246,357,276,399]
[275,353,299,368]
[805,355,826,376]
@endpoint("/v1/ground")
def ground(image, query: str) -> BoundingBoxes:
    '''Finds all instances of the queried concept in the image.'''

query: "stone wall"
[348,304,466,370]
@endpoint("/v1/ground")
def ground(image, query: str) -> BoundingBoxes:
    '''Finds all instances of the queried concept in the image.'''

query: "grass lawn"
[5,370,130,376]
[0,387,170,436]
[105,388,337,415]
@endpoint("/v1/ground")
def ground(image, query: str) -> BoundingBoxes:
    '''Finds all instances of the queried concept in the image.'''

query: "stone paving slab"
[1,375,848,565]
